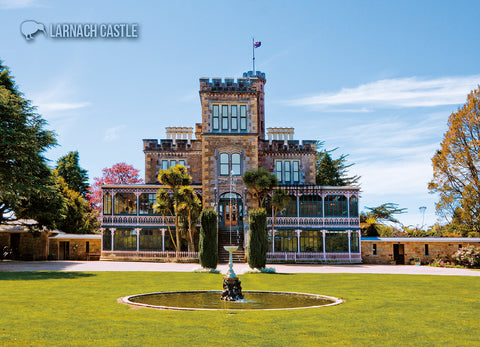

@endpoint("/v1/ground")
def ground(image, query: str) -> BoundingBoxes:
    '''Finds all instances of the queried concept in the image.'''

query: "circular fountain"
[121,248,343,311]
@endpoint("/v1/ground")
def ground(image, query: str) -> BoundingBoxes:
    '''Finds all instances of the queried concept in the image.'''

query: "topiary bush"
[453,245,480,268]
[247,208,268,270]
[199,208,218,269]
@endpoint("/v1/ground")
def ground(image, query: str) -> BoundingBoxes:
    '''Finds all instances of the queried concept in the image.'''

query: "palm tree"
[153,189,176,250]
[156,165,192,252]
[270,189,290,251]
[177,186,202,252]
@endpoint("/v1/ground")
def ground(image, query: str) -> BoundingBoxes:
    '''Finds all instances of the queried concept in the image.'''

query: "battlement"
[199,71,266,93]
[260,139,317,153]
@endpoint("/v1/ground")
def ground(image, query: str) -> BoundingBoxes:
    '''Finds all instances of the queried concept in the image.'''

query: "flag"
[254,41,261,48]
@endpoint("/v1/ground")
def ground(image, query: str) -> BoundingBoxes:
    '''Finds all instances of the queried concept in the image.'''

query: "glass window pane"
[103,193,112,214]
[222,105,229,130]
[162,160,168,170]
[178,160,185,167]
[240,105,247,130]
[220,153,229,175]
[170,160,176,168]
[293,161,299,182]
[114,193,137,215]
[275,161,283,182]
[284,161,291,183]
[231,105,238,130]
[231,153,241,176]
[212,105,219,130]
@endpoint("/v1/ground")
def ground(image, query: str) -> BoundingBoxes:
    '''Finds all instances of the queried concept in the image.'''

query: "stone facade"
[49,235,102,260]
[0,228,49,260]
[362,237,480,264]
[100,71,362,263]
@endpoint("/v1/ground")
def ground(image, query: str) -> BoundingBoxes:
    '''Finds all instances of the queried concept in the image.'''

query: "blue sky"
[2,0,480,227]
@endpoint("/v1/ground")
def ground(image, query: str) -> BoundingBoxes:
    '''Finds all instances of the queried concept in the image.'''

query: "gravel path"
[1,260,479,276]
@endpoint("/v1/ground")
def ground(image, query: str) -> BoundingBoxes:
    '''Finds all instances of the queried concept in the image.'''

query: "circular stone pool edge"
[120,290,344,311]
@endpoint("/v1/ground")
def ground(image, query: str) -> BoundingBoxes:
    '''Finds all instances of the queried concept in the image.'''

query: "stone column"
[110,228,115,251]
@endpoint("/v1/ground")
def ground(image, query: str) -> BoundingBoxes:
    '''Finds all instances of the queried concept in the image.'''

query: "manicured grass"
[0,271,479,346]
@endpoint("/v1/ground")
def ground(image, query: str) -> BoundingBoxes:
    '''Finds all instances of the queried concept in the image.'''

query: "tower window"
[231,105,238,130]
[212,105,219,130]
[240,105,247,131]
[222,105,229,130]
[219,153,242,176]
[220,153,229,175]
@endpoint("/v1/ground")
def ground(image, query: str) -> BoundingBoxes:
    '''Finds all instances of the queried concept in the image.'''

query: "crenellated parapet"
[199,71,266,93]
[260,139,317,154]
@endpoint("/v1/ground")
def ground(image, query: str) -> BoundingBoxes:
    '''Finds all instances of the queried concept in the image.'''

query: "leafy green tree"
[315,144,360,186]
[56,151,89,196]
[177,186,202,251]
[156,165,192,252]
[270,189,290,251]
[0,61,62,229]
[247,208,268,270]
[199,208,218,269]
[429,87,480,233]
[15,169,67,230]
[242,167,278,208]
[54,173,100,234]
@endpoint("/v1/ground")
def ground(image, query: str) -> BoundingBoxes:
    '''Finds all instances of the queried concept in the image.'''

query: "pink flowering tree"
[87,163,143,212]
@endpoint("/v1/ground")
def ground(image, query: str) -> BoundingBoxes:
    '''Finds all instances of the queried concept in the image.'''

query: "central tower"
[198,71,266,213]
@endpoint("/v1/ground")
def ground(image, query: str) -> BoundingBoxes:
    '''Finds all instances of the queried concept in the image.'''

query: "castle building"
[100,71,361,263]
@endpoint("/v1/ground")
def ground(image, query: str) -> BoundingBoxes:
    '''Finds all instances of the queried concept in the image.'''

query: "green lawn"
[0,271,478,346]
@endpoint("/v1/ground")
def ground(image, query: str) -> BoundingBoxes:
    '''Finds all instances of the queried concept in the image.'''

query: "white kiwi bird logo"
[20,20,46,40]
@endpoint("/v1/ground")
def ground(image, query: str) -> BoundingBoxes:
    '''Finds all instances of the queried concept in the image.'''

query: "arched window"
[220,153,229,175]
[231,153,241,175]
[219,153,242,176]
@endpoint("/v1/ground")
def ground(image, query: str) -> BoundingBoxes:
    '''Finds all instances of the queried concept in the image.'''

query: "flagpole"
[252,37,255,73]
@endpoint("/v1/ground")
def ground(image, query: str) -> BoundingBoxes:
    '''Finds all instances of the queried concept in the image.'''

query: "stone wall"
[362,239,480,264]
[0,232,48,260]
[49,238,102,260]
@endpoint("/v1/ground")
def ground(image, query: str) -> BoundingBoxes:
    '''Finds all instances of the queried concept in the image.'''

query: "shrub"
[453,246,480,268]
[199,208,218,269]
[247,208,268,270]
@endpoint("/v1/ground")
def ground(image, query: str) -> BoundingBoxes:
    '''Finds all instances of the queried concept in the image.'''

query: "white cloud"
[0,0,40,9]
[289,75,480,110]
[104,125,126,142]
[37,102,90,113]
[31,78,90,118]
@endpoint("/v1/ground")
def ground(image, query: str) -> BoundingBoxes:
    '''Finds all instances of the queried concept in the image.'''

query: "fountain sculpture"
[221,245,244,301]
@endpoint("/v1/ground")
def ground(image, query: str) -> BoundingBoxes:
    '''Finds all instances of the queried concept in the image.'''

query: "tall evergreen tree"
[316,152,342,186]
[56,151,89,196]
[315,143,360,187]
[0,61,64,228]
